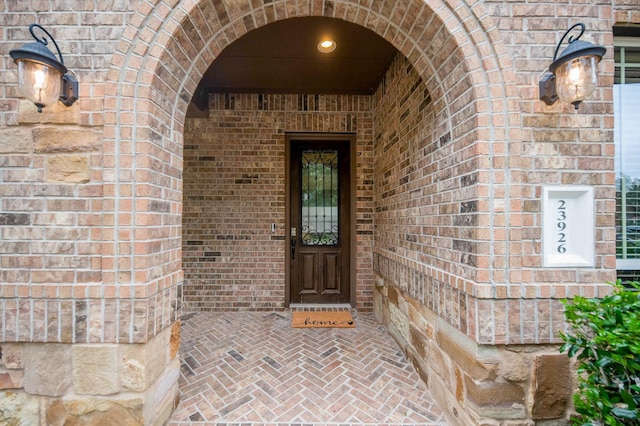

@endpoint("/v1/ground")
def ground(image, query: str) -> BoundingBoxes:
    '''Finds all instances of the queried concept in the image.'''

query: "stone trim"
[1,324,181,425]
[375,273,574,424]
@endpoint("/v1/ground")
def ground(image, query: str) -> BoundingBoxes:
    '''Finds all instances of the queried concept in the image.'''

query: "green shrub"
[560,281,640,425]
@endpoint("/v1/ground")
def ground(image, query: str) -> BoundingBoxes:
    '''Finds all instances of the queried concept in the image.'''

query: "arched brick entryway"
[104,0,520,423]
[103,0,519,321]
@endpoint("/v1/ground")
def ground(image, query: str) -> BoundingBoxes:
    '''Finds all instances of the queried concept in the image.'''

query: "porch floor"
[168,310,449,426]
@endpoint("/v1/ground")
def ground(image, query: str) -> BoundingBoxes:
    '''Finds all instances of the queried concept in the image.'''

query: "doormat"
[291,311,355,328]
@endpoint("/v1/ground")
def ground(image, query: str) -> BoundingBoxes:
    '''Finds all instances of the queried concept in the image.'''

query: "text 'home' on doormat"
[291,311,355,328]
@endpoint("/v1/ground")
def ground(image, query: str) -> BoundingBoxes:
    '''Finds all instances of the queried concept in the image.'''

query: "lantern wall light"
[539,23,606,110]
[9,24,78,113]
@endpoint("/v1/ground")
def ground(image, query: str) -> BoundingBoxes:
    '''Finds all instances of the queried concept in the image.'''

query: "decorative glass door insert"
[301,149,339,246]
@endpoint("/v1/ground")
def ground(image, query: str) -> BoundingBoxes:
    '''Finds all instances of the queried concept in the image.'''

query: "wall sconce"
[539,23,606,109]
[9,24,78,113]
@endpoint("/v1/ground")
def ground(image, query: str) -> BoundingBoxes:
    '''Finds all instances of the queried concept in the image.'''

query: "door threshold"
[289,303,352,311]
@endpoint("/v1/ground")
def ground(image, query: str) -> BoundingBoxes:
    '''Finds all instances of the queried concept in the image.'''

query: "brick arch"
[102,0,520,293]
[107,0,518,145]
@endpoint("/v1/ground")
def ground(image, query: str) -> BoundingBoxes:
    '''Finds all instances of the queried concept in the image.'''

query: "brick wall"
[182,93,375,311]
[0,3,182,423]
[372,3,616,347]
[0,0,631,424]
[485,0,616,280]
[0,0,619,342]
[367,2,618,424]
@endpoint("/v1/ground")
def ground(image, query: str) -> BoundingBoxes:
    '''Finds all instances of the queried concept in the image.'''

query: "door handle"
[291,238,297,260]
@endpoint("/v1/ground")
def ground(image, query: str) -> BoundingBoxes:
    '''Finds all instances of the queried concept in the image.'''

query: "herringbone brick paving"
[168,311,448,426]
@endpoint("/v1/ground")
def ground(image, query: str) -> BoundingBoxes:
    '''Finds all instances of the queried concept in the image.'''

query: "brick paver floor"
[168,310,449,426]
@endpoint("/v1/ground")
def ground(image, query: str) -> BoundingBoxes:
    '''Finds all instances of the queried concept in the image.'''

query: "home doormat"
[291,311,355,328]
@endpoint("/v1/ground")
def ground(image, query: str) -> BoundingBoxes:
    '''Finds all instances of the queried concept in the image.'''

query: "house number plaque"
[542,186,594,267]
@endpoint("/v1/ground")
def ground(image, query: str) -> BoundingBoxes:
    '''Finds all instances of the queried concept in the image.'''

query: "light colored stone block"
[428,342,452,387]
[120,359,149,392]
[0,391,40,425]
[147,327,169,386]
[428,373,475,426]
[437,319,500,382]
[389,302,410,343]
[0,127,33,153]
[121,326,171,393]
[499,348,532,382]
[19,99,79,124]
[46,396,143,425]
[121,346,147,392]
[47,155,90,183]
[465,375,526,420]
[73,344,120,395]
[24,343,72,397]
[34,127,101,153]
[143,357,180,426]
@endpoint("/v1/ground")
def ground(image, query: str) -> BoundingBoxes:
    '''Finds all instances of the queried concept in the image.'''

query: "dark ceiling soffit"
[191,60,396,110]
[191,17,398,110]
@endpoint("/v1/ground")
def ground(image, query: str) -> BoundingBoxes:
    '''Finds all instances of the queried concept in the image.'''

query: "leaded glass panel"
[301,149,339,246]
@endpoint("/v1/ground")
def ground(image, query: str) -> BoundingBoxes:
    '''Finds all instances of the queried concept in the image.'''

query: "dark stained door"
[289,138,350,304]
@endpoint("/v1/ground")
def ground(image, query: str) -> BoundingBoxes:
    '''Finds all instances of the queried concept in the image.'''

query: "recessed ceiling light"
[317,39,336,53]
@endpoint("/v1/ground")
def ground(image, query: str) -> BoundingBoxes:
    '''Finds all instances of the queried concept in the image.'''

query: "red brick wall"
[371,5,617,346]
[182,93,375,310]
[0,0,630,424]
[372,52,492,338]
[0,0,621,341]
[0,0,622,342]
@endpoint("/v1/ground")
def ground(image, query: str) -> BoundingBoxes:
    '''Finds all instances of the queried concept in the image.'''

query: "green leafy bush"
[560,281,640,425]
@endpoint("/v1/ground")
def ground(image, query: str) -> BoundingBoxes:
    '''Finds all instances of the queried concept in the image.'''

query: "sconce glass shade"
[16,59,63,110]
[549,36,605,108]
[9,24,78,112]
[553,55,599,107]
[539,24,606,109]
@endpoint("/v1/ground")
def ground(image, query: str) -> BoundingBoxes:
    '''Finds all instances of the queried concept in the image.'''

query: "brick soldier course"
[0,0,630,425]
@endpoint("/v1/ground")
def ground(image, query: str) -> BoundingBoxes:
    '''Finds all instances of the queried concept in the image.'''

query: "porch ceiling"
[194,17,398,101]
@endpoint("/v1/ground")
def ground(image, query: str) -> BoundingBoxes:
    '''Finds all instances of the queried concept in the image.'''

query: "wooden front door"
[288,135,351,304]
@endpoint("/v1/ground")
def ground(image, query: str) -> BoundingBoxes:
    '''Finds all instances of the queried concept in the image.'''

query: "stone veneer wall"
[182,93,375,310]
[0,321,181,425]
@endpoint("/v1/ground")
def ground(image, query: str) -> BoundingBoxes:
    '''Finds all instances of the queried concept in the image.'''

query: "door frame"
[285,132,357,307]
